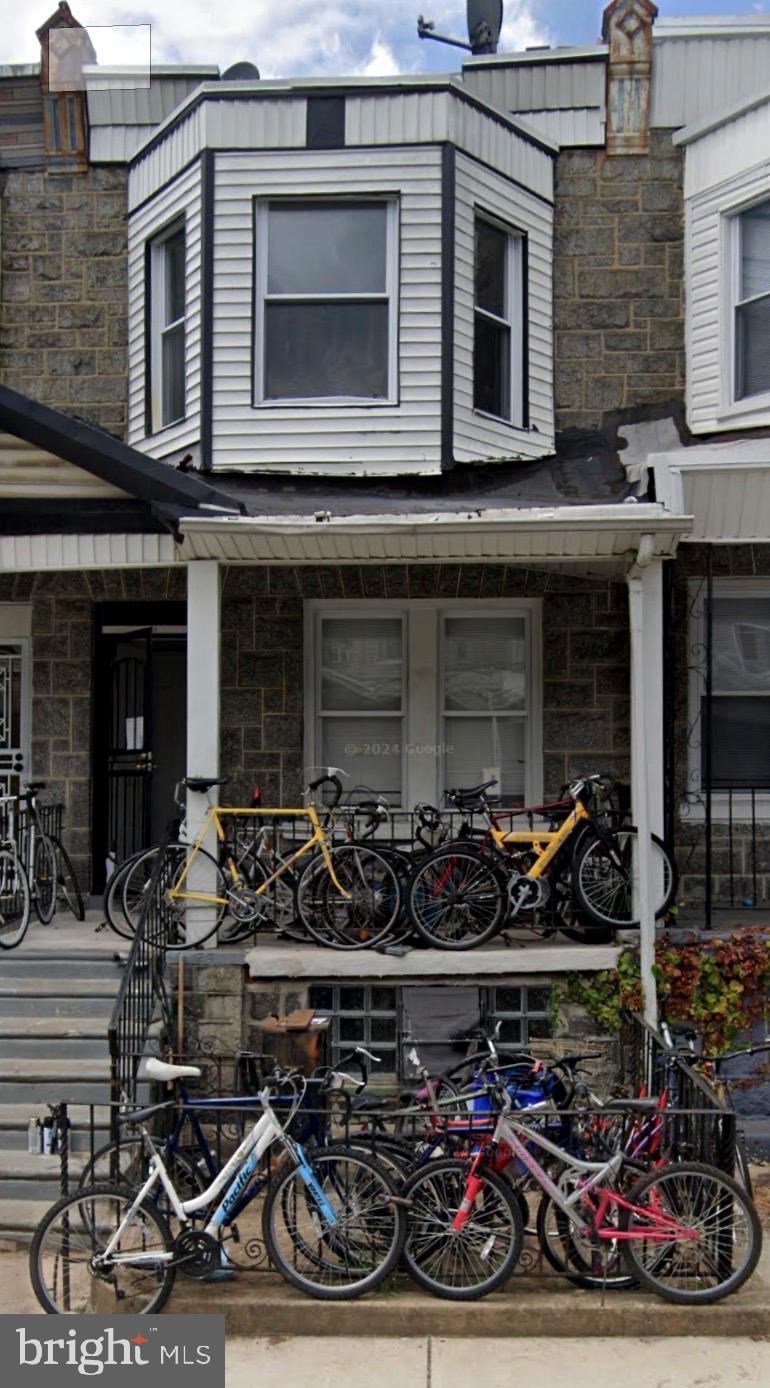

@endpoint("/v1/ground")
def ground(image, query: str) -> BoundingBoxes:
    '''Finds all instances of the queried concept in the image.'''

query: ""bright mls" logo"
[1,1316,224,1387]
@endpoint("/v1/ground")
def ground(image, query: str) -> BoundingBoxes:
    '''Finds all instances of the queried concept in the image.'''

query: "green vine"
[565,929,770,1053]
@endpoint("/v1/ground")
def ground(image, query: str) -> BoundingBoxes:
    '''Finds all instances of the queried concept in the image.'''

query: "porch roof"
[650,436,770,542]
[179,502,690,566]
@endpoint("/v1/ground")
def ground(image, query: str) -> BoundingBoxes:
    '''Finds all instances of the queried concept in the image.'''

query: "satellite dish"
[222,60,260,80]
[467,0,503,53]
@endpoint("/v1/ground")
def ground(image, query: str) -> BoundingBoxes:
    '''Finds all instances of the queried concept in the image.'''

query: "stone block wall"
[219,562,631,803]
[0,565,185,894]
[671,544,770,909]
[0,167,129,436]
[553,131,685,433]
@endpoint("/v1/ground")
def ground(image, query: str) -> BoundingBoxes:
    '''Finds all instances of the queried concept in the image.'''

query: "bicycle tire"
[51,836,85,920]
[33,832,58,924]
[262,1145,406,1299]
[123,843,226,950]
[0,848,31,950]
[536,1191,636,1290]
[78,1137,207,1216]
[572,827,677,929]
[401,1157,524,1299]
[29,1182,176,1315]
[618,1160,762,1304]
[296,844,401,950]
[103,850,146,940]
[735,1130,753,1199]
[407,845,506,950]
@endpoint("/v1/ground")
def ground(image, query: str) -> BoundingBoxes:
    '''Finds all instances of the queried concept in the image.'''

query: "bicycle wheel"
[573,828,677,928]
[51,836,85,920]
[29,1183,175,1315]
[618,1161,762,1304]
[78,1138,206,1219]
[33,832,58,924]
[103,852,144,940]
[536,1190,636,1290]
[262,1146,406,1299]
[296,844,401,950]
[124,843,226,950]
[735,1130,753,1199]
[0,848,31,950]
[402,1157,523,1299]
[408,846,506,950]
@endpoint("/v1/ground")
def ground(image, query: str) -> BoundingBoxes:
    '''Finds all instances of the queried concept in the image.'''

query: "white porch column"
[185,560,221,947]
[627,551,664,1030]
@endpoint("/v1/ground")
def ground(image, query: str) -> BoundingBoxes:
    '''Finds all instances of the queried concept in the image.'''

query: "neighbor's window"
[701,584,770,789]
[473,214,524,424]
[149,221,186,431]
[735,199,770,401]
[255,199,397,403]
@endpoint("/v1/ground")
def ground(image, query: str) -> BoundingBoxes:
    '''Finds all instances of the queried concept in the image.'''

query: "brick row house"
[1,2,770,1078]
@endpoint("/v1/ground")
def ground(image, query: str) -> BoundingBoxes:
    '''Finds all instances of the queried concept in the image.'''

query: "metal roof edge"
[672,85,770,146]
[180,503,690,533]
[463,47,608,68]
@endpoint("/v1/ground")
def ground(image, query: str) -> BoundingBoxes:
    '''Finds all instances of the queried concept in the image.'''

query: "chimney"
[602,0,658,156]
[36,3,97,173]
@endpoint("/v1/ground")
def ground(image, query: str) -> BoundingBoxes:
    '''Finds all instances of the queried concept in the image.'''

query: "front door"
[93,604,186,888]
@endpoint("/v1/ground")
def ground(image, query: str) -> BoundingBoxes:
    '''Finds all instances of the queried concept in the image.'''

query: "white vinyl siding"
[212,148,443,473]
[127,158,202,456]
[454,152,554,461]
[304,599,542,809]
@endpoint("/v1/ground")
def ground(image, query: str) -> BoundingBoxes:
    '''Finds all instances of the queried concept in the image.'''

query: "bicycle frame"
[452,1104,697,1244]
[487,800,592,879]
[169,803,348,908]
[100,1089,336,1267]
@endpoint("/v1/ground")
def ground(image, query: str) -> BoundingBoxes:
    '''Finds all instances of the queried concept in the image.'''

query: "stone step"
[0,956,126,980]
[0,1198,53,1242]
[0,1038,109,1060]
[0,1017,112,1039]
[0,1151,90,1204]
[0,980,119,1019]
[0,1059,114,1105]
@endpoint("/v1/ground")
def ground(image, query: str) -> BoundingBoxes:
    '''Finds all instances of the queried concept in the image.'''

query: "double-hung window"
[148,220,186,431]
[473,214,524,425]
[308,601,540,807]
[689,579,770,810]
[255,199,397,403]
[734,199,770,402]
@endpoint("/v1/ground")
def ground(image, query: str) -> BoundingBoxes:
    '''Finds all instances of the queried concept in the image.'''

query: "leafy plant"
[566,929,770,1053]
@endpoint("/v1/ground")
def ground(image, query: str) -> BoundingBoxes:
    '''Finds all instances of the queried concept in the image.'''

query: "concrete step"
[0,980,120,1019]
[0,1017,111,1061]
[0,1038,109,1060]
[0,1059,114,1105]
[0,957,125,980]
[168,1267,770,1338]
[0,1198,53,1242]
[0,1104,111,1152]
[0,1151,89,1203]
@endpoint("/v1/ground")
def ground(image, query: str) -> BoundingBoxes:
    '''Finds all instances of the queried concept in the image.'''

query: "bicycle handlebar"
[306,769,346,807]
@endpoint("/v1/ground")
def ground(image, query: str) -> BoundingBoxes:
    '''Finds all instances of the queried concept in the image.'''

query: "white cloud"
[2,3,550,76]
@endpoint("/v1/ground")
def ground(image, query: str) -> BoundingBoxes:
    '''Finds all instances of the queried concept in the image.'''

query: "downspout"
[628,533,658,1032]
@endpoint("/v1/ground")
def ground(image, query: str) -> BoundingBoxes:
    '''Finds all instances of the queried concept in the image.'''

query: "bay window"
[255,198,398,403]
[734,198,770,402]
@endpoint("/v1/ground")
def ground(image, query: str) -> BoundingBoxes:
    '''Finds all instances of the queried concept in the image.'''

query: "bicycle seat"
[183,777,230,793]
[603,1097,661,1114]
[447,780,498,802]
[142,1057,202,1082]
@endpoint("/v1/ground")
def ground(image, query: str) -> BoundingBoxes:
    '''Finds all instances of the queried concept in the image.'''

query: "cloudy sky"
[3,2,769,76]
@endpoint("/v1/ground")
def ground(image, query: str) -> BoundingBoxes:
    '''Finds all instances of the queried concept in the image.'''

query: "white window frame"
[304,599,543,809]
[718,194,770,422]
[686,577,770,821]
[149,218,186,434]
[253,198,400,408]
[0,606,32,795]
[473,210,525,429]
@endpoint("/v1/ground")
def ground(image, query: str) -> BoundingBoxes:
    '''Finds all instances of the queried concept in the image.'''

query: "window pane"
[527,1017,552,1040]
[740,202,770,300]
[498,1018,522,1045]
[444,716,525,801]
[321,618,402,711]
[712,597,770,691]
[265,301,389,399]
[702,696,770,788]
[475,219,507,318]
[161,324,185,425]
[267,203,387,294]
[371,987,397,1011]
[444,617,527,711]
[321,716,402,803]
[371,1018,396,1043]
[474,312,510,418]
[339,1016,365,1042]
[164,231,185,325]
[527,987,551,1014]
[494,987,522,1013]
[736,296,770,399]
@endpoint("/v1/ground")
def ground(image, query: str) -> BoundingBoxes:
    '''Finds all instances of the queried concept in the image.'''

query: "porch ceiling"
[180,503,691,566]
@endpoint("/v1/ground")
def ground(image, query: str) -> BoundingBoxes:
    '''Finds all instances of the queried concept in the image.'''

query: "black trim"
[250,194,259,409]
[200,149,215,471]
[96,601,187,629]
[0,383,240,513]
[441,144,456,470]
[521,234,530,432]
[306,95,346,149]
[130,81,557,167]
[0,500,170,536]
[464,51,607,69]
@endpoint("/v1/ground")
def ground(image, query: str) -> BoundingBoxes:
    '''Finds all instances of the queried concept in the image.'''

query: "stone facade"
[219,563,631,805]
[553,131,685,433]
[0,566,185,892]
[0,166,129,436]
